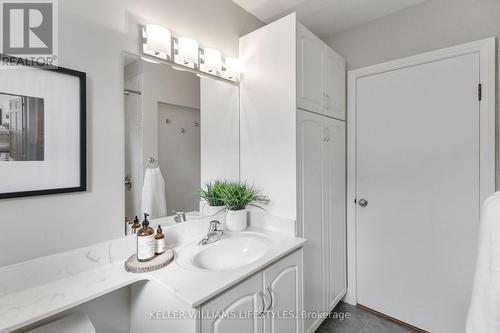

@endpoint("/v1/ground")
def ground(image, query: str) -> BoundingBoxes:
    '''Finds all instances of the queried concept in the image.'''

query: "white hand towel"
[466,191,500,333]
[141,166,167,219]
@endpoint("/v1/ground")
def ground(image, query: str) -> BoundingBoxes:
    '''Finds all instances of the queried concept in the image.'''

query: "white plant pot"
[203,205,225,217]
[226,209,248,232]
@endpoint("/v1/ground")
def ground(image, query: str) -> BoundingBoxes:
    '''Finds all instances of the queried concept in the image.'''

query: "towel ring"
[146,156,159,169]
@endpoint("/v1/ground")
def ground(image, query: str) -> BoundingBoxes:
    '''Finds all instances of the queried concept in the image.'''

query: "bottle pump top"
[157,225,162,233]
[142,213,150,227]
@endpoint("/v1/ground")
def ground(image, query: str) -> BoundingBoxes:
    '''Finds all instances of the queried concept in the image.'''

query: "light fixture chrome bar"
[137,52,239,87]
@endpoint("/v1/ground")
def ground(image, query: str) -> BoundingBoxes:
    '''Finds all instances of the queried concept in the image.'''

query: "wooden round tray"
[125,248,174,273]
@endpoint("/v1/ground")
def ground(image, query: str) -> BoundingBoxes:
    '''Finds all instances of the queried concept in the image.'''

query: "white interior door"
[356,53,481,332]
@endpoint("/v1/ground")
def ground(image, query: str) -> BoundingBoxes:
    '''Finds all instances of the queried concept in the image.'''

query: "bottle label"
[155,238,167,254]
[137,234,155,260]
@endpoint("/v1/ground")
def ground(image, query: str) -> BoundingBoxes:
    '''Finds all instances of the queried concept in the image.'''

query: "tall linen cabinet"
[239,13,347,333]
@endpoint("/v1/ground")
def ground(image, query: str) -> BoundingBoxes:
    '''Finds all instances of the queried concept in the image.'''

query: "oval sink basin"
[176,232,271,271]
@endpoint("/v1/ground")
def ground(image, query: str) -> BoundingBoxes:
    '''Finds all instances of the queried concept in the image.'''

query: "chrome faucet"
[199,220,224,246]
[173,211,186,223]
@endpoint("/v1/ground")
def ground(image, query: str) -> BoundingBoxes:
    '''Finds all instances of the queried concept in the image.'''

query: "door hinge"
[478,83,482,101]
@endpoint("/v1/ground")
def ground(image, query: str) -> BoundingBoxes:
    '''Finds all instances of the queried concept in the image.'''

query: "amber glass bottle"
[137,213,155,262]
[155,225,166,255]
[131,216,141,234]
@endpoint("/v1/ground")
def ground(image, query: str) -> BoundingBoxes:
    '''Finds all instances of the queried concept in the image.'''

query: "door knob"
[358,199,368,207]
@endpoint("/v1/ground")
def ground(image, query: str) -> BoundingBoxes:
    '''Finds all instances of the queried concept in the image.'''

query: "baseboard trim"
[357,304,429,333]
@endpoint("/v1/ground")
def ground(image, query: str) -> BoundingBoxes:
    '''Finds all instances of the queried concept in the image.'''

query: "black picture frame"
[0,55,86,199]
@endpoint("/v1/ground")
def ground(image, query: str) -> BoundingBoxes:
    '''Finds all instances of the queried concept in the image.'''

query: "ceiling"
[232,0,427,37]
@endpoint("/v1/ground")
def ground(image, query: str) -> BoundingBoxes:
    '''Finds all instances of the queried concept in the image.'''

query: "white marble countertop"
[0,263,141,332]
[0,217,304,332]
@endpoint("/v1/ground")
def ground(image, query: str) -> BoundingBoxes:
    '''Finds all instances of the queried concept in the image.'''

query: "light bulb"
[175,37,199,68]
[143,24,171,60]
[223,57,241,81]
[201,48,222,74]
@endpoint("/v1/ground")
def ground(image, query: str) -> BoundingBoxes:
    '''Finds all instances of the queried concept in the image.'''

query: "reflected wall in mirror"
[123,52,240,222]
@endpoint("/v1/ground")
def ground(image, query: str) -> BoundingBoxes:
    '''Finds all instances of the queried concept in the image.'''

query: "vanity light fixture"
[143,24,172,60]
[141,24,240,82]
[200,48,222,74]
[175,37,199,69]
[223,57,241,81]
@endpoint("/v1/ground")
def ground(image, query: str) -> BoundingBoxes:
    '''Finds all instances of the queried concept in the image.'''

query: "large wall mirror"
[123,52,240,223]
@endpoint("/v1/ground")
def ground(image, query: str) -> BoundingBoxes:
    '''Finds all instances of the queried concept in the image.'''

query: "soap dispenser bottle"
[137,213,155,262]
[155,225,166,255]
[131,216,141,235]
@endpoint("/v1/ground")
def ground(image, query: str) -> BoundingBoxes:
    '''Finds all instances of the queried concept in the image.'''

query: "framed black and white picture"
[0,56,86,199]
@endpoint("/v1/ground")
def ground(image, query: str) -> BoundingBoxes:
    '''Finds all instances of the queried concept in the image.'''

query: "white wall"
[200,78,240,185]
[0,0,262,267]
[239,14,297,220]
[325,0,500,188]
[324,0,499,70]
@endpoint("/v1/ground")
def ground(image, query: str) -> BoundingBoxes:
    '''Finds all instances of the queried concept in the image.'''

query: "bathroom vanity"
[130,217,304,333]
[0,215,304,333]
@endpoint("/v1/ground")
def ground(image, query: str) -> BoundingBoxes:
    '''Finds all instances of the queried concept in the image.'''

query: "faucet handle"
[208,220,221,232]
[172,211,186,223]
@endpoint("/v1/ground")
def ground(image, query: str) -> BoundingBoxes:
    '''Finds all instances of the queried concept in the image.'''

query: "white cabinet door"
[323,118,346,309]
[323,47,346,120]
[298,110,346,332]
[297,23,323,114]
[201,273,264,333]
[297,109,328,333]
[263,250,302,333]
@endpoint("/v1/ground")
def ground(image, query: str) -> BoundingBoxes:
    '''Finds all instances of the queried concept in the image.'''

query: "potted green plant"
[199,180,228,216]
[221,182,269,231]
